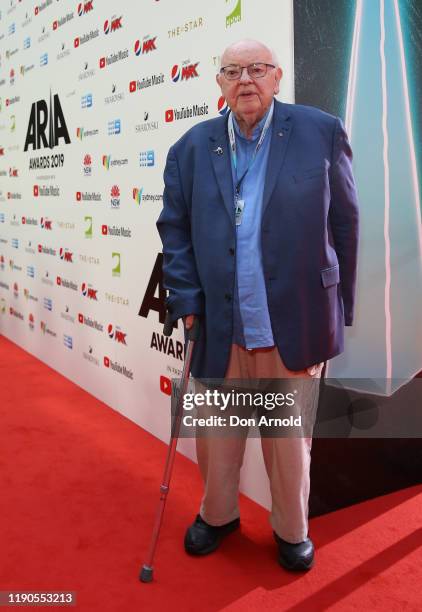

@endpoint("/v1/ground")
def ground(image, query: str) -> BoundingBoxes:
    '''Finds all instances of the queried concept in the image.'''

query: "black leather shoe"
[184,514,240,555]
[274,532,315,571]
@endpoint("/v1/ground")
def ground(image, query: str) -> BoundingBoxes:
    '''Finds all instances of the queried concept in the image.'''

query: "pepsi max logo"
[134,37,156,56]
[107,323,127,344]
[171,64,180,82]
[81,282,97,300]
[78,1,93,17]
[40,217,52,230]
[59,248,73,262]
[217,96,229,116]
[171,62,199,82]
[104,16,122,35]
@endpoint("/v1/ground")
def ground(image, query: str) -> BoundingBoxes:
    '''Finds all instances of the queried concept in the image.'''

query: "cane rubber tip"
[140,565,153,583]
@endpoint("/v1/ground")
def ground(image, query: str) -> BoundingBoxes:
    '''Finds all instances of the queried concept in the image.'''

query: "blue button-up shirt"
[230,102,275,348]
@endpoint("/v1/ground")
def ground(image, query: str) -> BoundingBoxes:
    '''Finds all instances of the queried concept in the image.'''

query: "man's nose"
[239,67,253,83]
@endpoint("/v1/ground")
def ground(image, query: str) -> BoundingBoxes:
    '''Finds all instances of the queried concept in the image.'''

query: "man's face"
[216,42,282,123]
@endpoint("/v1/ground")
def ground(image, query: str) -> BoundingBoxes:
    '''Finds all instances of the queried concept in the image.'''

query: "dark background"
[293,0,422,516]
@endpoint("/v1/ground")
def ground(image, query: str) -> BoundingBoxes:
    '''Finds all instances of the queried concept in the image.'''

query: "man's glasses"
[220,63,276,80]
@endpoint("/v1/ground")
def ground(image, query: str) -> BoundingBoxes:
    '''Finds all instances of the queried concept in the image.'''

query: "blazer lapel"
[209,118,235,227]
[262,101,293,218]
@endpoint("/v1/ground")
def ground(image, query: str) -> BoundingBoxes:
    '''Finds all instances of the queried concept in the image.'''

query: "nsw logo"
[83,153,92,175]
[110,184,120,208]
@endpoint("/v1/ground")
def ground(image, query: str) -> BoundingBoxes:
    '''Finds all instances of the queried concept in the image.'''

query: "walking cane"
[140,313,200,583]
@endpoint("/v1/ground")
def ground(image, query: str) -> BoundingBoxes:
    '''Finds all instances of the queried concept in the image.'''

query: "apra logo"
[171,62,199,82]
[104,15,122,35]
[84,215,92,238]
[112,252,120,277]
[24,92,71,151]
[226,0,241,28]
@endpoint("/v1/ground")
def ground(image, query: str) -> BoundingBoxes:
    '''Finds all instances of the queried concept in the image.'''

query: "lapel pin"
[278,132,284,137]
[213,146,223,155]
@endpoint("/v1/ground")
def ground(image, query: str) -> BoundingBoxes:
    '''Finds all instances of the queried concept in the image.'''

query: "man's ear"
[216,73,222,88]
[274,67,283,95]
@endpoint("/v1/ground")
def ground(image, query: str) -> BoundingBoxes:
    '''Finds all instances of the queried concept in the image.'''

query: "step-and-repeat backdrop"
[2,0,421,508]
[0,0,294,508]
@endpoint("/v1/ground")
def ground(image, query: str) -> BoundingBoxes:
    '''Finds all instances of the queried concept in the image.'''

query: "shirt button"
[224,293,232,302]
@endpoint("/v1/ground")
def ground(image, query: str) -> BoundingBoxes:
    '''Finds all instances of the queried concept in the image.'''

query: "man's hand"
[183,314,195,330]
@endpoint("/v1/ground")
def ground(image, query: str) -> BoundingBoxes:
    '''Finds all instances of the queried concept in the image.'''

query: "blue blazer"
[157,99,359,378]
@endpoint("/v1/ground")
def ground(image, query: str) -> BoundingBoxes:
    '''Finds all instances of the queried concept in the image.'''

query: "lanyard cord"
[227,101,274,195]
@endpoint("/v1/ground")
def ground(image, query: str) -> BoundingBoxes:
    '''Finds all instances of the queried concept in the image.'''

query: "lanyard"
[227,101,274,196]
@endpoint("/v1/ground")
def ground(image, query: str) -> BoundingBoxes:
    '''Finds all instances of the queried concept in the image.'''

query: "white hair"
[219,39,280,68]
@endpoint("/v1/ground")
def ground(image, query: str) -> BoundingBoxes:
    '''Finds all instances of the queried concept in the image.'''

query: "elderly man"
[157,39,359,570]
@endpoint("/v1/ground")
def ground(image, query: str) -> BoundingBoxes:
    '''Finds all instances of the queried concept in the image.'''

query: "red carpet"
[0,334,421,611]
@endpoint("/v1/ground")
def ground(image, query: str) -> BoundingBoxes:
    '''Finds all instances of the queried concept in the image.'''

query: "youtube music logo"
[165,103,208,123]
[160,375,172,396]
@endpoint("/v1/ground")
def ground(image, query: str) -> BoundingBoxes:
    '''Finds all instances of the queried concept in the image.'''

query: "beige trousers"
[195,344,323,544]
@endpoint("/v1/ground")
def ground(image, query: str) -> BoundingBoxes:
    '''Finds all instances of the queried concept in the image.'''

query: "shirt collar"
[232,99,274,141]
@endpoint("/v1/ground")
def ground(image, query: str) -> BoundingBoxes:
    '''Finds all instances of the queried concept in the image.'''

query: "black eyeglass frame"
[219,62,276,80]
